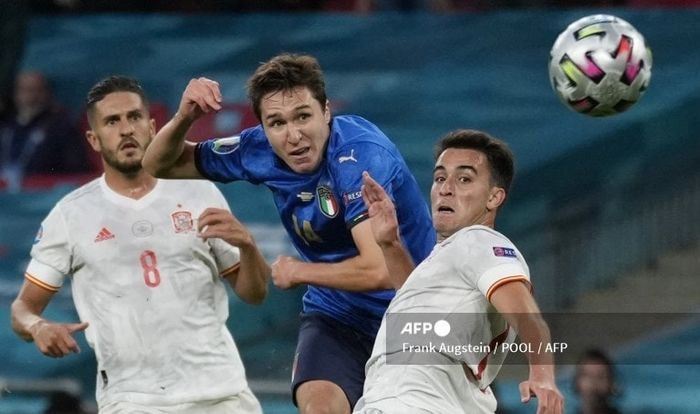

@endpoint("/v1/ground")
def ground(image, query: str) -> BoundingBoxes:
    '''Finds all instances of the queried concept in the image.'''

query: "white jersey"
[357,225,530,414]
[25,176,251,408]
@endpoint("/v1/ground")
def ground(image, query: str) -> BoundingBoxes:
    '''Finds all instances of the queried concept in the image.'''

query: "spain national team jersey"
[358,226,530,413]
[25,177,250,408]
[195,115,435,336]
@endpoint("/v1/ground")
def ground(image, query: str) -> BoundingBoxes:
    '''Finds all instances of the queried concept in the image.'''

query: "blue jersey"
[195,115,435,336]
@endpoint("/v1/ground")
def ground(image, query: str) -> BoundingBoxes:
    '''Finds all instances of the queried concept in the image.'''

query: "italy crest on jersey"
[317,186,339,218]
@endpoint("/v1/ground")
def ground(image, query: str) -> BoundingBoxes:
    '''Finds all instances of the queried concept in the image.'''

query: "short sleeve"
[204,182,241,275]
[453,229,530,300]
[195,135,249,183]
[331,142,401,228]
[26,205,71,291]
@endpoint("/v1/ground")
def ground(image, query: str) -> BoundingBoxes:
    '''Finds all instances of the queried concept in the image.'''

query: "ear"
[85,129,101,153]
[486,187,506,211]
[149,118,156,137]
[324,100,331,123]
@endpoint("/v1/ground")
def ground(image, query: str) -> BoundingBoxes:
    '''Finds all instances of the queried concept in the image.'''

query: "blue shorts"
[291,312,376,409]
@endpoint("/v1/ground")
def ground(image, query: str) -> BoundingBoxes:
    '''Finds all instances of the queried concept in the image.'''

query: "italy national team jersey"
[25,177,250,408]
[195,115,435,336]
[358,226,530,413]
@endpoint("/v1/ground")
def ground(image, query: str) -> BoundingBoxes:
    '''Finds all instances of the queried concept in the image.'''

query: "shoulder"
[329,115,397,157]
[199,125,266,153]
[57,177,102,208]
[449,226,513,247]
[160,179,222,198]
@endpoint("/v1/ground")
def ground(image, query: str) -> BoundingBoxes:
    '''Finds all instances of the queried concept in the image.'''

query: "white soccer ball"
[549,14,652,117]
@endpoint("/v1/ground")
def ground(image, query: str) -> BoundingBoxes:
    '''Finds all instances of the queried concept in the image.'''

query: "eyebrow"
[264,104,313,121]
[433,165,477,174]
[101,108,142,124]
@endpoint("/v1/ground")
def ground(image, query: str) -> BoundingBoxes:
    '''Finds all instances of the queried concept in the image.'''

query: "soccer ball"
[548,14,652,117]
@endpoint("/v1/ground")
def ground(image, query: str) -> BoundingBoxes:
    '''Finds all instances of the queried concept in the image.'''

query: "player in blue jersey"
[143,53,435,414]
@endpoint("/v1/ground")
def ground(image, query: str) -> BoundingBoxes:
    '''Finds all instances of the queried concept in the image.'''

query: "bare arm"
[490,281,564,414]
[361,171,416,288]
[198,208,269,304]
[142,77,223,179]
[11,281,88,357]
[271,219,393,291]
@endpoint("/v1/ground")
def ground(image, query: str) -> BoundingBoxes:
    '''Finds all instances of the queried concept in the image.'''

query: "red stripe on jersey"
[25,273,60,292]
[220,262,241,278]
[474,324,511,381]
[486,275,530,301]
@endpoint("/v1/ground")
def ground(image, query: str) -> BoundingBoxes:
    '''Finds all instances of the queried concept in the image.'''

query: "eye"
[269,119,284,128]
[129,113,142,120]
[458,176,472,183]
[433,176,446,183]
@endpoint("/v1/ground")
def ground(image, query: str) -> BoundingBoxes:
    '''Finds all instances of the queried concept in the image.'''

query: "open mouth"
[120,142,139,151]
[437,206,454,213]
[289,147,310,157]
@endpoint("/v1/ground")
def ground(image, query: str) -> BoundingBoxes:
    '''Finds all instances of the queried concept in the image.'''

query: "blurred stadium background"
[1,2,699,413]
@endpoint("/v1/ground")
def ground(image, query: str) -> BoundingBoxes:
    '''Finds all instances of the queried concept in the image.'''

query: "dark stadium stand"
[2,8,699,413]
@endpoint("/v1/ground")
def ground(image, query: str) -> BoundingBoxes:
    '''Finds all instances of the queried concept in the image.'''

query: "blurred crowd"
[2,0,700,193]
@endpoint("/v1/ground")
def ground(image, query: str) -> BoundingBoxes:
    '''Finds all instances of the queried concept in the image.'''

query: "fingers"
[197,208,232,231]
[361,171,386,202]
[519,381,564,414]
[67,321,89,333]
[519,381,532,403]
[35,322,86,357]
[198,208,251,245]
[183,77,222,115]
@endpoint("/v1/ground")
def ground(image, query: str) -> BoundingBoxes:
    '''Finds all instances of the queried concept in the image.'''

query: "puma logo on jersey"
[338,149,357,163]
[94,227,115,242]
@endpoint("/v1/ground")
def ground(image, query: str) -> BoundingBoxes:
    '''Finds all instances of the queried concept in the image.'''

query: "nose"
[119,119,135,136]
[287,125,302,145]
[439,178,454,196]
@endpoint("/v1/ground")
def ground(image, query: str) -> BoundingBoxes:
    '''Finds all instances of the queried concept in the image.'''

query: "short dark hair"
[246,53,327,120]
[434,129,515,193]
[86,75,149,121]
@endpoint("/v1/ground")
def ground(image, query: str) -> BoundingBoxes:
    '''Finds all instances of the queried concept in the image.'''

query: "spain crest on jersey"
[171,211,194,233]
[317,186,339,218]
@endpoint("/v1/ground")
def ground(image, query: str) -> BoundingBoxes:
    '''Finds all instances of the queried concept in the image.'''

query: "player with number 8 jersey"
[11,76,269,413]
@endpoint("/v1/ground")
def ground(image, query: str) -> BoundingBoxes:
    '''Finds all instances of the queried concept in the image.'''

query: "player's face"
[430,148,504,241]
[576,362,614,400]
[259,86,331,174]
[87,91,155,175]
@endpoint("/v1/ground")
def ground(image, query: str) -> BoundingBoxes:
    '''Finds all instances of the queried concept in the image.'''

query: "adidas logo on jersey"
[94,227,115,242]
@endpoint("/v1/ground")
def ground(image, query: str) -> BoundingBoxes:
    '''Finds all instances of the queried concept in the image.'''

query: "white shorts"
[99,387,262,414]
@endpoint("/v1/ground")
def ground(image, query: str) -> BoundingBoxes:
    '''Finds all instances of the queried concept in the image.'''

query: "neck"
[103,167,156,200]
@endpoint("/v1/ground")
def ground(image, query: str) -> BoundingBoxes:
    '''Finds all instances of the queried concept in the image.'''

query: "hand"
[198,208,253,247]
[177,77,223,122]
[271,255,302,289]
[519,377,564,414]
[361,171,399,246]
[30,320,89,358]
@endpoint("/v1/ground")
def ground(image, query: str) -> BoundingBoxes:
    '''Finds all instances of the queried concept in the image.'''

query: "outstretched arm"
[11,281,89,357]
[269,172,419,292]
[490,281,564,414]
[360,171,416,288]
[198,208,270,304]
[270,218,393,291]
[142,77,223,179]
